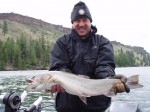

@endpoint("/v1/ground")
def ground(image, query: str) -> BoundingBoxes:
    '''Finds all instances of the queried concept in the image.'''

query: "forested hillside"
[0,13,150,70]
[112,41,150,67]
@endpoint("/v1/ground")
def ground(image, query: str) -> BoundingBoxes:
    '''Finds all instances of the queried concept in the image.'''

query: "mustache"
[78,26,86,29]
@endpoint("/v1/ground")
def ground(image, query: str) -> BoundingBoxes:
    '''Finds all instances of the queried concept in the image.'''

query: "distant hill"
[0,13,70,33]
[0,12,70,42]
[0,12,150,70]
[112,41,150,66]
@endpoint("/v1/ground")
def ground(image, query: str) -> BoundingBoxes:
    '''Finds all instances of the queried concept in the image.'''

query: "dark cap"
[71,1,92,23]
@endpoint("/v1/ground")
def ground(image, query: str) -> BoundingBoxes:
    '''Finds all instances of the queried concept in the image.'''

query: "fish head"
[25,83,39,91]
[25,73,53,91]
[26,73,52,84]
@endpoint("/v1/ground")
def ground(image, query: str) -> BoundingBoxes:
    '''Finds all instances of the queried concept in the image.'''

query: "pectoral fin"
[50,92,54,100]
[107,89,116,97]
[79,96,87,104]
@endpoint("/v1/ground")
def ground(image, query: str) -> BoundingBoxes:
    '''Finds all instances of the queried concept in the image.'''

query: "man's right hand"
[45,85,65,93]
[51,85,65,93]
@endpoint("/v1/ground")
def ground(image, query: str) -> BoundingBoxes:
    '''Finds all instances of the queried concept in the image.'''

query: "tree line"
[0,34,53,70]
[0,34,150,70]
[115,48,150,67]
[1,35,150,70]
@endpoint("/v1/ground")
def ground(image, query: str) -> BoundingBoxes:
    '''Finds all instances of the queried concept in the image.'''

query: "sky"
[1,0,150,53]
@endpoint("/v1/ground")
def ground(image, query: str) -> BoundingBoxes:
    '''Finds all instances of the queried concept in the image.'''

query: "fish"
[25,71,143,104]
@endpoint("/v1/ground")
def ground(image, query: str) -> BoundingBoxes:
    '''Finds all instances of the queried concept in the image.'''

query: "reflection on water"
[0,67,150,112]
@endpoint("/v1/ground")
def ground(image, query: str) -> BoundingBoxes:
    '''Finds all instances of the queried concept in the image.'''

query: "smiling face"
[72,17,91,37]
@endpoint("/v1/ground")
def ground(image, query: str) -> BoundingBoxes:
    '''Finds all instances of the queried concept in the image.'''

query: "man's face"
[72,17,91,37]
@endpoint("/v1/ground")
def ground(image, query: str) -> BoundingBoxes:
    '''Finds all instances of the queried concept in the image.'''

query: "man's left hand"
[111,74,130,94]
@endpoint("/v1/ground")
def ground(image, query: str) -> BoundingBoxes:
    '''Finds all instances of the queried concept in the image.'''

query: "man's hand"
[45,85,65,93]
[112,74,127,83]
[113,80,126,94]
[51,85,65,93]
[111,74,130,94]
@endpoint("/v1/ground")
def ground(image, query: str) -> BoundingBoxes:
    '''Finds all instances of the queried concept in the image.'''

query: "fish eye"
[32,76,35,79]
[32,85,37,89]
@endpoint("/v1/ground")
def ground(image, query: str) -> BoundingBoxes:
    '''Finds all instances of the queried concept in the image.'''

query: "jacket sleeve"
[49,36,71,72]
[94,36,115,79]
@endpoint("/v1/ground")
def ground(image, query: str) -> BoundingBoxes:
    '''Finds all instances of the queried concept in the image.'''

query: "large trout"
[25,71,143,103]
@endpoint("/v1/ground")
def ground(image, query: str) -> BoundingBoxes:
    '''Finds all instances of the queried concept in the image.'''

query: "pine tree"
[0,40,5,70]
[2,20,8,36]
[13,44,22,69]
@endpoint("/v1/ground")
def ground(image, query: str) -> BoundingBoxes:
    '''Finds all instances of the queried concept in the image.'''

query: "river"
[0,67,150,112]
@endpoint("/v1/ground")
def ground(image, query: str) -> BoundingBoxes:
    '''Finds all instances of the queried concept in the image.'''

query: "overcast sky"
[1,0,150,53]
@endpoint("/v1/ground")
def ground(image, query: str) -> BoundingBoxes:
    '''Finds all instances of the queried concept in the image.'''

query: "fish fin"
[128,83,143,89]
[78,75,90,79]
[79,96,87,104]
[127,75,144,89]
[50,91,54,100]
[127,75,139,84]
[107,89,116,97]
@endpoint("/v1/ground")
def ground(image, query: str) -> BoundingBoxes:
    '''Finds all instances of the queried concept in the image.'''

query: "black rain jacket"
[49,26,116,112]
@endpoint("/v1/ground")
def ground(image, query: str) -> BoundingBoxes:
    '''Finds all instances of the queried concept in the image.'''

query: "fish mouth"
[25,84,38,91]
[25,78,35,83]
[25,78,39,91]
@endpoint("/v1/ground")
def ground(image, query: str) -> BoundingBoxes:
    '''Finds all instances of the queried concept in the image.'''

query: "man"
[49,1,129,112]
